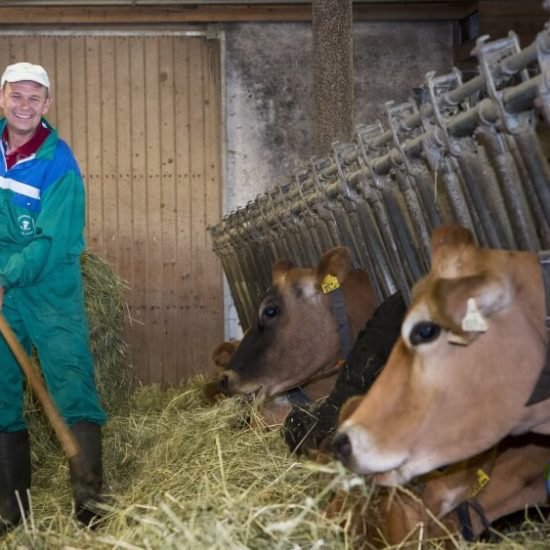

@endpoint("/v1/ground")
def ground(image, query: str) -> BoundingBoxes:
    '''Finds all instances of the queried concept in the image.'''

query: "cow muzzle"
[218,373,231,396]
[333,422,413,485]
[218,370,265,401]
[332,432,353,465]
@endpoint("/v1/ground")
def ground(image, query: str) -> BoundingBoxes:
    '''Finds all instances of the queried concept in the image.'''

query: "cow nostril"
[332,432,352,463]
[218,374,230,395]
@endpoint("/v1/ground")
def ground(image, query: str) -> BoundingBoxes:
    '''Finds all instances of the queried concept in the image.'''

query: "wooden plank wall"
[0,33,224,386]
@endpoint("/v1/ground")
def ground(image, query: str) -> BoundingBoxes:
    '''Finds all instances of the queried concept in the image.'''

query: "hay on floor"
[4,379,550,549]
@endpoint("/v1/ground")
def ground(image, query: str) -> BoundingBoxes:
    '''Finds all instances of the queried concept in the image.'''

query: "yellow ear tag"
[469,468,490,497]
[461,298,488,333]
[321,274,340,294]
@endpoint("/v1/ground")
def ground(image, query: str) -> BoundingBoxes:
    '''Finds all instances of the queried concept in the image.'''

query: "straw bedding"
[5,381,550,549]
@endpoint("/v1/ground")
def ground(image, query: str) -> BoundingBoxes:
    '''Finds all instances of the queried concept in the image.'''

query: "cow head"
[218,246,376,401]
[334,224,548,486]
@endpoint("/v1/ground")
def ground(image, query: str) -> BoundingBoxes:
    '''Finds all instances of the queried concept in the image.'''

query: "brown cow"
[330,398,550,547]
[334,224,550,485]
[218,247,377,414]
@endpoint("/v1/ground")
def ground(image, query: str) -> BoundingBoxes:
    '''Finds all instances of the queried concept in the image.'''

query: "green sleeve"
[0,170,86,290]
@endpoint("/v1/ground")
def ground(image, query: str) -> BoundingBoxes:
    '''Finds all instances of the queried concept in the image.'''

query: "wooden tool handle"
[0,312,81,459]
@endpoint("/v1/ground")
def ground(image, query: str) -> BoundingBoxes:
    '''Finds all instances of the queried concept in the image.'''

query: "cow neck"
[328,285,353,360]
[285,278,354,406]
[525,251,550,406]
[286,361,344,405]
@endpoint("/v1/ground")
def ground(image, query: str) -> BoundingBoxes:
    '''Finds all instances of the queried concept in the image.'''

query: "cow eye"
[261,305,279,320]
[409,322,441,345]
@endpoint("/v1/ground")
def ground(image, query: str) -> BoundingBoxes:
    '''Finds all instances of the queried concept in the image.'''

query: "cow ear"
[272,260,294,286]
[212,341,240,369]
[432,272,511,343]
[315,246,353,286]
[430,224,475,257]
[339,395,363,424]
[430,225,477,278]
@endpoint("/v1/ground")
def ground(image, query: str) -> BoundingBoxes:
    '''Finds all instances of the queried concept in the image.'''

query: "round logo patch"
[18,215,35,237]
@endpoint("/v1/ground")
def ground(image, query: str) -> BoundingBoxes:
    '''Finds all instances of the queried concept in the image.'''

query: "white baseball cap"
[1,62,50,90]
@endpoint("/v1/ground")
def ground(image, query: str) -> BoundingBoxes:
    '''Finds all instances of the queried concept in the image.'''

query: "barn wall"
[223,21,453,211]
[0,32,224,386]
[222,20,454,337]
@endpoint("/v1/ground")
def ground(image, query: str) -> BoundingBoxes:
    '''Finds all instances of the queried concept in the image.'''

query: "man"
[0,62,106,532]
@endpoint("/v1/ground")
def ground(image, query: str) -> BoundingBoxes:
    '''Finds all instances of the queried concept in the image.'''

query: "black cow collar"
[328,286,354,360]
[525,250,550,406]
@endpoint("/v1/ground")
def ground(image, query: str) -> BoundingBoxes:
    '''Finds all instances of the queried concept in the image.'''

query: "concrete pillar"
[312,0,354,155]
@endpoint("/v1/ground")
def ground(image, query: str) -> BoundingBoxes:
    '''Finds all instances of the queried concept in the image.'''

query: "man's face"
[0,80,51,141]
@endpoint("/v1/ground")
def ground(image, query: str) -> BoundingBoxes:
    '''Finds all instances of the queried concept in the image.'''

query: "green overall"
[0,118,106,431]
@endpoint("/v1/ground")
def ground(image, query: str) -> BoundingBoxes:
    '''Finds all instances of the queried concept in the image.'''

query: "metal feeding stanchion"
[209,24,550,329]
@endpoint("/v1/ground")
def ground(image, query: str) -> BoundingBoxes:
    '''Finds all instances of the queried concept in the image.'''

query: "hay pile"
[81,251,131,413]
[7,381,366,549]
[4,380,550,549]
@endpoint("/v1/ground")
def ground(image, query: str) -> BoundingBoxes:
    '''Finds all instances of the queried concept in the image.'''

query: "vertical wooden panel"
[84,37,104,253]
[159,37,178,384]
[188,38,207,375]
[144,37,163,385]
[100,38,119,269]
[39,37,58,125]
[173,38,192,384]
[204,39,223,375]
[128,36,149,381]
[54,37,72,143]
[69,37,88,178]
[0,32,223,386]
[114,36,133,295]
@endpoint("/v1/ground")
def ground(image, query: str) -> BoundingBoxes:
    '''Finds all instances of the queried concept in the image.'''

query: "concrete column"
[312,0,354,155]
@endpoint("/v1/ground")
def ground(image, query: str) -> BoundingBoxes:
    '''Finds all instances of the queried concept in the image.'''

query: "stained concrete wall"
[221,20,454,338]
[223,21,453,212]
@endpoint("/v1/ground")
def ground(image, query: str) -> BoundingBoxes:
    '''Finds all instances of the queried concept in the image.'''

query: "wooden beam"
[0,3,478,25]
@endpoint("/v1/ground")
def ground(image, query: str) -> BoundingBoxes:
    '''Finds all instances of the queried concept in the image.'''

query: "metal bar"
[504,132,550,249]
[477,126,541,251]
[349,173,398,299]
[509,128,550,247]
[317,29,550,182]
[454,147,514,249]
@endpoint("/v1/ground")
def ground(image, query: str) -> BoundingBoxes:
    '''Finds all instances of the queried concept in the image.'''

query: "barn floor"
[4,378,550,549]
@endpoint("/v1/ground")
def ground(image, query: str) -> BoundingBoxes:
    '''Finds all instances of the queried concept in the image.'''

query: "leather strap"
[329,287,353,359]
[456,499,491,542]
[286,387,310,405]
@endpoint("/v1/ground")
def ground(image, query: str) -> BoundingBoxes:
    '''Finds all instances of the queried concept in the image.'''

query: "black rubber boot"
[69,422,104,528]
[0,429,31,535]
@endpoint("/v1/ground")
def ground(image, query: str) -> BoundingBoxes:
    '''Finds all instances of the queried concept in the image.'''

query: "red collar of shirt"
[2,121,51,170]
